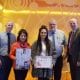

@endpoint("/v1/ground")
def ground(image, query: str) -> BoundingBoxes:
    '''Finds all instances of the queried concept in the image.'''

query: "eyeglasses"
[8,24,13,26]
[50,23,56,25]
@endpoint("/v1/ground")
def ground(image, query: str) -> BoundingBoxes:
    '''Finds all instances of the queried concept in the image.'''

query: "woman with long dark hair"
[31,25,55,80]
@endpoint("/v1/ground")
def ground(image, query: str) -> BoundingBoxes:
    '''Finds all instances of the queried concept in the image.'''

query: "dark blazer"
[67,28,80,64]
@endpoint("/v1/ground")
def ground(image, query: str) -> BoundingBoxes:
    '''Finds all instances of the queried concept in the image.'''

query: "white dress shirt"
[40,41,46,56]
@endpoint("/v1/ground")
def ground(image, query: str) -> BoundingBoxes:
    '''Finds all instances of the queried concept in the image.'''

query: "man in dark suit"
[67,18,80,80]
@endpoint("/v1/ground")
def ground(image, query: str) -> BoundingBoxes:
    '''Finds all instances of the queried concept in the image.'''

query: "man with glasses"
[48,19,67,80]
[0,21,16,80]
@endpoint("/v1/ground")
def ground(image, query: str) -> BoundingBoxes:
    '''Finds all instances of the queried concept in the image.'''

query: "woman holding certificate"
[9,29,31,80]
[31,25,55,80]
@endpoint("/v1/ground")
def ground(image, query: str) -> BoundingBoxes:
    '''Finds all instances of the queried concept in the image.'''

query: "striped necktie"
[69,32,74,49]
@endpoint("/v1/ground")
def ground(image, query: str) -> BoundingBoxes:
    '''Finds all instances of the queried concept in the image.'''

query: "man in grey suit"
[67,18,80,80]
[0,21,16,80]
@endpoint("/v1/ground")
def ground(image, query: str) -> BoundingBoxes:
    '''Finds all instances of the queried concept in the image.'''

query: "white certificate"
[16,48,31,69]
[34,56,53,69]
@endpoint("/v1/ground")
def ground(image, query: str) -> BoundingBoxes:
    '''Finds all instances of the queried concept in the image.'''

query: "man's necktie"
[51,31,56,51]
[69,32,74,49]
[7,33,10,54]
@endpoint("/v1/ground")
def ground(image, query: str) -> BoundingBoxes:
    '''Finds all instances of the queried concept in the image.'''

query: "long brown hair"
[36,25,50,54]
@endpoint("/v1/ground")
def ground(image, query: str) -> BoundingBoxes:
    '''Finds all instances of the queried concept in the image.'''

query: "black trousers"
[14,69,28,80]
[54,55,63,80]
[38,77,49,80]
[0,56,12,80]
[76,66,80,80]
[0,56,6,80]
[68,55,76,80]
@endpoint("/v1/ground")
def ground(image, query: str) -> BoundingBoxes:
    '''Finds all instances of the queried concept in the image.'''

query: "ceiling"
[0,0,80,12]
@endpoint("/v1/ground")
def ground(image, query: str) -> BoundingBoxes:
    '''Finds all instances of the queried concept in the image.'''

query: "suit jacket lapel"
[73,28,80,43]
[68,28,79,47]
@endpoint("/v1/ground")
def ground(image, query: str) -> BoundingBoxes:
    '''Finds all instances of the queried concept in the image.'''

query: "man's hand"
[0,60,2,67]
[77,61,80,66]
[62,53,67,60]
[62,45,67,60]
